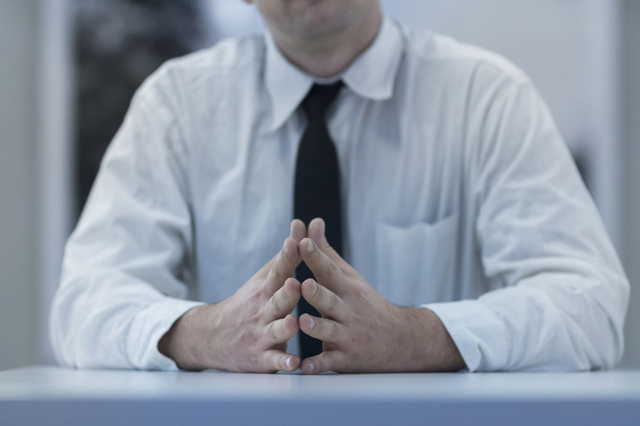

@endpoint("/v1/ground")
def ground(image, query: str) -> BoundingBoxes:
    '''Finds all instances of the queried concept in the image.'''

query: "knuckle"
[325,294,338,315]
[272,355,286,372]
[327,323,338,341]
[281,320,289,336]
[249,310,263,325]
[330,356,341,372]
[349,284,365,299]
[260,353,274,372]
[269,294,281,313]
[275,359,284,372]
[325,262,340,280]
[333,359,346,374]
[269,267,282,282]
[321,355,332,373]
[264,322,275,341]
[268,321,281,340]
[248,286,263,303]
[239,330,260,352]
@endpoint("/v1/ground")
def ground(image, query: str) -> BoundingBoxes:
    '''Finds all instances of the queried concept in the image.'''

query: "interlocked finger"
[301,279,346,321]
[264,314,299,346]
[307,218,358,277]
[301,350,349,375]
[299,314,346,344]
[254,219,306,284]
[262,349,300,373]
[300,239,348,295]
[264,278,301,322]
[263,238,301,295]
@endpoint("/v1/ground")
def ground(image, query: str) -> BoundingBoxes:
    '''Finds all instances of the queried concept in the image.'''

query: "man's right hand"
[158,220,306,372]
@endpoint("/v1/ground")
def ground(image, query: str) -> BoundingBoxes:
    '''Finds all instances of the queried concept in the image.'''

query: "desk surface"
[2,366,640,425]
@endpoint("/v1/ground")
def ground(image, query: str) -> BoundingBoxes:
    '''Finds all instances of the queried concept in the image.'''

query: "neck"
[270,8,383,79]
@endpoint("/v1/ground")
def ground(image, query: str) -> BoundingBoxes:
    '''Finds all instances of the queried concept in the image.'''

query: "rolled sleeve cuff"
[423,300,510,372]
[128,297,206,371]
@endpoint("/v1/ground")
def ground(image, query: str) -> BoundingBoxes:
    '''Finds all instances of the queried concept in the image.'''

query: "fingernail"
[286,357,292,369]
[282,240,290,255]
[307,240,314,253]
[309,362,315,373]
[313,281,318,296]
[309,317,315,329]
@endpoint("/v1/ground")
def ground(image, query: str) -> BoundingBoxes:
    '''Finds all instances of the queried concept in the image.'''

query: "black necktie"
[294,82,344,360]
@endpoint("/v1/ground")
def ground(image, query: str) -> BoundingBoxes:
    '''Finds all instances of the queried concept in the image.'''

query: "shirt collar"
[265,15,404,131]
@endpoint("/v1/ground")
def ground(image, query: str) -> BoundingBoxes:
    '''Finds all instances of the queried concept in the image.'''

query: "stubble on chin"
[285,0,357,43]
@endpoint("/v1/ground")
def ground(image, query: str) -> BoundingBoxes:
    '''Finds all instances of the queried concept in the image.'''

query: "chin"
[293,0,355,39]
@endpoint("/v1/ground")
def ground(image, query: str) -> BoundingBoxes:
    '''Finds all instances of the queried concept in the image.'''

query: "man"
[50,0,629,374]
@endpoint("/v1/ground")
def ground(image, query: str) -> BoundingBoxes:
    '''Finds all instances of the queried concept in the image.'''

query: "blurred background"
[0,0,638,370]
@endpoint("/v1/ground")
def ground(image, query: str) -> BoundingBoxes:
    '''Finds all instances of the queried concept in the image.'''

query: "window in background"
[74,0,208,216]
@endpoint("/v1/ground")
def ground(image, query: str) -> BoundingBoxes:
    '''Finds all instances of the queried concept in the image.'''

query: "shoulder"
[399,24,531,88]
[136,35,265,102]
[164,35,265,77]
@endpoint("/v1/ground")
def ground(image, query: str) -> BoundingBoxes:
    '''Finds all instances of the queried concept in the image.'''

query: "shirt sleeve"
[50,64,205,370]
[426,71,629,372]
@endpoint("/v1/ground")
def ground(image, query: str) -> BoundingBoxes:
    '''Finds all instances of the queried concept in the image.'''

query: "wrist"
[158,304,215,370]
[396,306,466,372]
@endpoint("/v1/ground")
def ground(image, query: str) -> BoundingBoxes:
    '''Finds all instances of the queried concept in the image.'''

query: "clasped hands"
[158,218,465,374]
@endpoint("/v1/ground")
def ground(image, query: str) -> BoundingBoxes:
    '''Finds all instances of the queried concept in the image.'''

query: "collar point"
[348,84,394,102]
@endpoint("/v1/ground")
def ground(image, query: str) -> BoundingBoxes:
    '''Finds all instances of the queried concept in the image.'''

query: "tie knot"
[301,81,344,121]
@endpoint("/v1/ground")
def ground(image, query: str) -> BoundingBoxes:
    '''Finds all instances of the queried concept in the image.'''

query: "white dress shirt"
[50,16,629,372]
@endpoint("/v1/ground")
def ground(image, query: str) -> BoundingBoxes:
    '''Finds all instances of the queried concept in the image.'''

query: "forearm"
[480,277,626,370]
[50,272,203,370]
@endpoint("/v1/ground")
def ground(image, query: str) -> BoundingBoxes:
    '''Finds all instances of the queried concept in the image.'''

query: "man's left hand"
[297,218,467,374]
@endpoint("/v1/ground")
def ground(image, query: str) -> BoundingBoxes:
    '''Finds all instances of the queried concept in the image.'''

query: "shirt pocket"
[374,213,459,307]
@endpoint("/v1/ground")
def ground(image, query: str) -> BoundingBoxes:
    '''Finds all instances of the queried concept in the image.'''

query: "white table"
[1,366,639,425]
